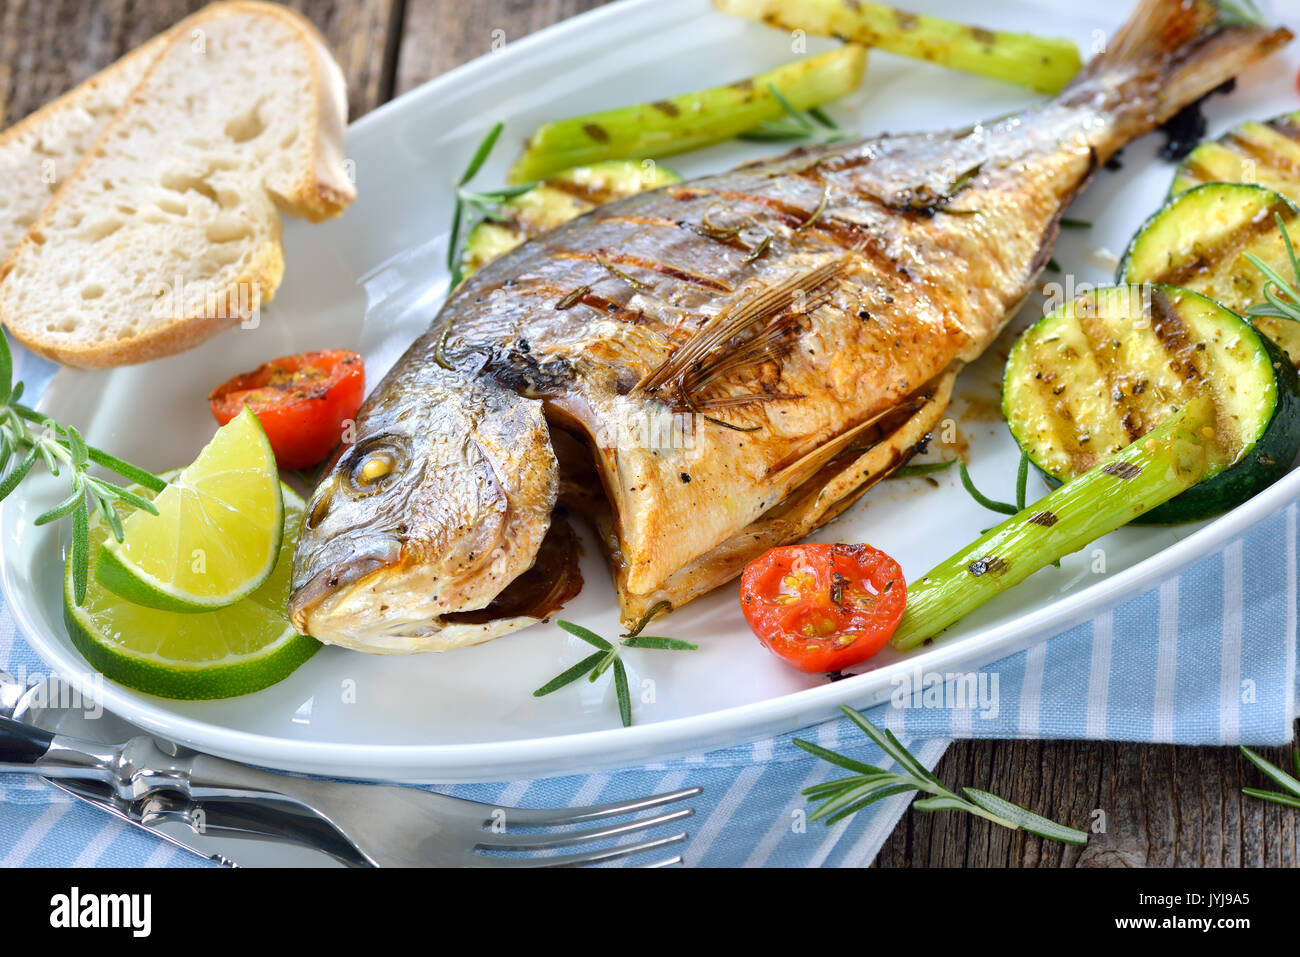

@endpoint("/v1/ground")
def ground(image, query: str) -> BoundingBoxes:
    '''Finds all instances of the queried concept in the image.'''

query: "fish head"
[289,364,563,653]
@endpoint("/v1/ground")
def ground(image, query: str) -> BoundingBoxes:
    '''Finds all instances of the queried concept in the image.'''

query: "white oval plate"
[4,0,1298,782]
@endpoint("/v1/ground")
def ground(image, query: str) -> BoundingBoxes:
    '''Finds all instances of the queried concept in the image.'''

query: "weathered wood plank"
[0,0,400,126]
[393,0,613,95]
[874,738,1299,866]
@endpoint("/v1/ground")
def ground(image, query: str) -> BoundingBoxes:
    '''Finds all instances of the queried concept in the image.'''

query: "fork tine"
[476,831,688,868]
[477,806,693,850]
[638,856,683,867]
[486,785,702,828]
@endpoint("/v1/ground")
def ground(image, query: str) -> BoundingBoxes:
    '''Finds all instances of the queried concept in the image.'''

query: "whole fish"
[291,0,1290,653]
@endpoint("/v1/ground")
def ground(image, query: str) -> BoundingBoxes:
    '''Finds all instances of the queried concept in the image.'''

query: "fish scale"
[291,0,1292,654]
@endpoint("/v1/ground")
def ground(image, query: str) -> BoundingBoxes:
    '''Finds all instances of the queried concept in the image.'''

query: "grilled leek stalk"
[890,396,1212,651]
[714,0,1081,94]
[506,45,866,183]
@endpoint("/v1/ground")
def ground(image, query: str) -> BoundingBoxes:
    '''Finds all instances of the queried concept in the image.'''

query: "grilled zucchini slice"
[461,160,680,280]
[1170,110,1300,200]
[1119,182,1300,365]
[1002,284,1300,523]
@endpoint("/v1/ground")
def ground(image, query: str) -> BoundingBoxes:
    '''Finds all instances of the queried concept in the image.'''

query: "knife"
[0,672,362,867]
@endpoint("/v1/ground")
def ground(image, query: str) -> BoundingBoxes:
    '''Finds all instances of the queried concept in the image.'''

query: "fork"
[0,712,700,867]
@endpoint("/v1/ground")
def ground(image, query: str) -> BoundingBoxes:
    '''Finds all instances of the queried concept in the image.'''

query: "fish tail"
[1066,0,1291,140]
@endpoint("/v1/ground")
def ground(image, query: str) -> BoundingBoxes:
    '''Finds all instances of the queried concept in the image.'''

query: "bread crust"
[0,1,355,368]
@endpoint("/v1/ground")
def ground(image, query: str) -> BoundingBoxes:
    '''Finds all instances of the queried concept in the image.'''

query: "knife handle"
[0,714,54,764]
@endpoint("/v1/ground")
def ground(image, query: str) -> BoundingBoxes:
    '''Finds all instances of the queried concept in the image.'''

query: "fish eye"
[357,452,394,484]
[346,440,406,495]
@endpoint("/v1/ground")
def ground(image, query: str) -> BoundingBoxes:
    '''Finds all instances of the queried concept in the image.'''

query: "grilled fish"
[291,0,1290,653]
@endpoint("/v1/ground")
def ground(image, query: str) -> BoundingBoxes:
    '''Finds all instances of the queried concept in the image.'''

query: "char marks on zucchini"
[1003,284,1300,523]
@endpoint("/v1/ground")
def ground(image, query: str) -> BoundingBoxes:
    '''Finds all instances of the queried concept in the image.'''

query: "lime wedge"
[96,407,282,612]
[66,474,320,700]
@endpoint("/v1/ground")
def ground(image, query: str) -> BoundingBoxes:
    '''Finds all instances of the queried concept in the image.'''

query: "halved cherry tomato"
[740,543,906,674]
[209,350,364,470]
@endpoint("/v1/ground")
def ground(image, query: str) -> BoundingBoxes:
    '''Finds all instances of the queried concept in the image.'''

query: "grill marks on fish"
[668,183,872,248]
[554,249,734,292]
[635,257,846,404]
[290,0,1296,647]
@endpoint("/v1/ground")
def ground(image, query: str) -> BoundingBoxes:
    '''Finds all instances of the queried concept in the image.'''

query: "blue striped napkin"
[2,339,1296,867]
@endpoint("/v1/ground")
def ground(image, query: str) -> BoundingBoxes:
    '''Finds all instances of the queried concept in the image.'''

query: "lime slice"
[96,407,283,612]
[66,474,320,700]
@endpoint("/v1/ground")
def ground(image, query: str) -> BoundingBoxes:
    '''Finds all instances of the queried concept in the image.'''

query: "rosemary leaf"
[793,736,887,776]
[34,483,85,526]
[613,658,632,728]
[533,651,605,697]
[1015,449,1029,511]
[1241,787,1300,810]
[958,460,1019,515]
[0,334,11,406]
[912,795,980,814]
[820,783,920,825]
[0,446,38,501]
[97,493,125,543]
[1240,745,1300,797]
[86,445,165,492]
[90,479,159,516]
[458,122,505,186]
[447,197,465,289]
[962,787,1088,843]
[71,504,88,606]
[620,599,671,638]
[891,459,957,478]
[64,424,89,469]
[556,618,613,651]
[806,106,838,130]
[620,635,698,651]
[802,772,899,797]
[588,649,619,681]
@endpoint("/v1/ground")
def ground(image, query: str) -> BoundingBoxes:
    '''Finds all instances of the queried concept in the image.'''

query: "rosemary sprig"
[958,450,1058,563]
[890,458,957,478]
[738,84,850,145]
[797,705,1088,843]
[1243,212,1300,325]
[0,333,165,604]
[1240,745,1300,810]
[534,618,697,727]
[446,122,537,290]
[1216,0,1266,28]
[957,450,1029,517]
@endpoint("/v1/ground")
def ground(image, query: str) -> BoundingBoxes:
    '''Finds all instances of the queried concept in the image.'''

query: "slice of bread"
[0,1,355,368]
[0,32,172,260]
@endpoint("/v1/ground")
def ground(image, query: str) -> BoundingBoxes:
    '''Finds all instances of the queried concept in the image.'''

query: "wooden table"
[3,0,1297,867]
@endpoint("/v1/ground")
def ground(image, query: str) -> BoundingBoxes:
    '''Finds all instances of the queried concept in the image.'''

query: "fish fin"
[1068,0,1291,133]
[615,370,957,627]
[634,255,846,399]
